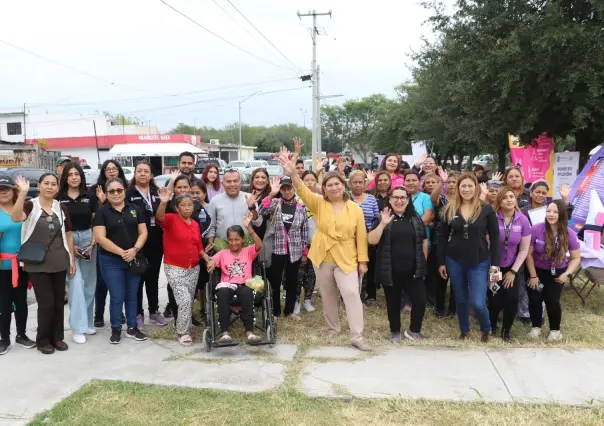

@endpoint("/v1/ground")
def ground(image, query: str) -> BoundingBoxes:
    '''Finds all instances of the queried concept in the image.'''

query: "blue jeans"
[67,229,97,333]
[445,257,491,334]
[98,253,139,329]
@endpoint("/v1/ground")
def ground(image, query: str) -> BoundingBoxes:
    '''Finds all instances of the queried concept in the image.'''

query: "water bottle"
[199,209,207,225]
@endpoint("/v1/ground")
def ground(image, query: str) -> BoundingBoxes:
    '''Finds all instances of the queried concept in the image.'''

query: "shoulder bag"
[18,209,64,264]
[118,219,149,276]
[258,200,280,268]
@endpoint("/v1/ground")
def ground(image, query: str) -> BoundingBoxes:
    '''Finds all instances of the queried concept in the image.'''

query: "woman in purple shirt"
[526,199,581,341]
[487,187,531,341]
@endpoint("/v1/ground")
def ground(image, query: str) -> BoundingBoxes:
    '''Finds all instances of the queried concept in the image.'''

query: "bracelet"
[509,269,517,275]
[248,206,256,211]
[530,276,537,279]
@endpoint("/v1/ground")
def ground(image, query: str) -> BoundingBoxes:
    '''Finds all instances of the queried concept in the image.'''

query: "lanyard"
[136,186,155,226]
[502,213,515,261]
[551,234,559,275]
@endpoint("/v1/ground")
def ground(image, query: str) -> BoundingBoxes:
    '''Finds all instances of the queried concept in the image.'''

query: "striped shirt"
[351,193,380,230]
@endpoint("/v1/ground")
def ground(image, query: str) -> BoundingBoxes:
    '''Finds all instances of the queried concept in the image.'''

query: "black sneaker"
[0,340,11,355]
[110,328,121,344]
[126,327,148,341]
[163,306,174,319]
[15,334,36,349]
[94,313,105,328]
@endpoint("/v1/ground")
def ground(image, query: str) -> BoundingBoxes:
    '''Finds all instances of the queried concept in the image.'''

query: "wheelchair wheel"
[202,328,212,352]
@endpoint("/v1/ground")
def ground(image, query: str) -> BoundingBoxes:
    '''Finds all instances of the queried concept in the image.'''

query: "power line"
[209,0,293,70]
[159,0,294,71]
[0,38,196,102]
[25,76,303,109]
[223,0,302,73]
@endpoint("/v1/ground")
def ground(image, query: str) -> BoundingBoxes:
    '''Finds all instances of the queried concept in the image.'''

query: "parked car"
[266,159,279,166]
[265,165,284,178]
[4,168,52,199]
[154,174,172,188]
[472,154,494,168]
[228,160,252,172]
[84,169,101,188]
[122,167,134,182]
[194,158,227,175]
[243,160,270,174]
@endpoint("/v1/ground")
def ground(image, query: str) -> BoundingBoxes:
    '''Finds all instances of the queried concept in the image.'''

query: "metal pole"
[93,120,101,168]
[238,101,242,160]
[317,65,322,157]
[22,103,27,145]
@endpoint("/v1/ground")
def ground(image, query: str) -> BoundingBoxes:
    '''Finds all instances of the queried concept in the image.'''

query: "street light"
[238,91,262,159]
[300,108,307,128]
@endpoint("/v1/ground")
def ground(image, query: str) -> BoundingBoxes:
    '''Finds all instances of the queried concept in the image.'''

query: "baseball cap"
[280,176,293,187]
[56,157,71,166]
[0,174,15,188]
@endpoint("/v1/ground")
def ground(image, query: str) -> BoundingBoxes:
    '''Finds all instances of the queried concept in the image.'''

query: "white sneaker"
[293,301,301,315]
[547,330,562,341]
[72,333,87,344]
[84,328,97,335]
[303,299,316,312]
[528,327,541,339]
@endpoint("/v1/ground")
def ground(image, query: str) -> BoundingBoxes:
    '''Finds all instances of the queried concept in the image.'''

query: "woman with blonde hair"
[280,146,371,351]
[437,173,500,342]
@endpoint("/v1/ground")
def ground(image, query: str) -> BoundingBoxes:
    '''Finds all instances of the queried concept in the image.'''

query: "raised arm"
[11,176,29,222]
[155,187,172,222]
[279,145,322,214]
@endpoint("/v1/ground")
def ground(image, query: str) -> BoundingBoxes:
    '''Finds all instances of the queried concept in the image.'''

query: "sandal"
[179,334,193,347]
[218,332,232,342]
[245,332,262,343]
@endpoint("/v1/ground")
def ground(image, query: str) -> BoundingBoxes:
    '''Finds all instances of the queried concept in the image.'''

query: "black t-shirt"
[280,201,296,232]
[93,203,146,257]
[56,191,97,231]
[389,212,416,273]
[125,186,161,228]
[374,194,389,212]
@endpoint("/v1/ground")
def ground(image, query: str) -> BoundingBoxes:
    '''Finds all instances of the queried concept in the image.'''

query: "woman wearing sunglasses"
[438,173,500,342]
[93,178,148,344]
[12,174,76,355]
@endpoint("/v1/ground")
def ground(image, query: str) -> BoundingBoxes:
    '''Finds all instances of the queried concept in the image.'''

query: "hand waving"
[380,207,393,225]
[437,166,448,182]
[293,137,303,155]
[269,176,281,196]
[246,191,259,208]
[15,176,30,194]
[279,145,296,176]
[479,182,488,196]
[559,183,571,200]
[492,171,503,182]
[158,187,172,204]
[415,153,428,168]
[96,185,106,204]
[243,213,253,229]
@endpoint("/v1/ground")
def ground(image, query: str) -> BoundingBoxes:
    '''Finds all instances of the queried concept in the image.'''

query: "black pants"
[383,271,426,334]
[527,267,566,330]
[365,246,377,300]
[30,271,67,347]
[0,268,29,340]
[94,258,108,315]
[268,254,300,317]
[216,285,254,333]
[425,248,439,306]
[487,266,520,333]
[137,244,163,315]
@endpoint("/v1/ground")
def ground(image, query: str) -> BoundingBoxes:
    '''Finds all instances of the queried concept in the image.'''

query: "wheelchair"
[202,261,277,352]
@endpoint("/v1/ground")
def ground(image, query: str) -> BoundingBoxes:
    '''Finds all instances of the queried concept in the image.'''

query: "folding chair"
[569,267,604,306]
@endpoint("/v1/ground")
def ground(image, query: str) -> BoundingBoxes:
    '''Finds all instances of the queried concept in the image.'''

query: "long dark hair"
[371,170,392,198]
[97,160,127,189]
[129,161,158,190]
[202,164,221,191]
[247,168,271,201]
[58,162,87,196]
[190,178,209,203]
[545,200,570,266]
[378,153,401,172]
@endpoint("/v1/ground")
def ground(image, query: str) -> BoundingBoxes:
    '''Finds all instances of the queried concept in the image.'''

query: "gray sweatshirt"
[206,191,262,240]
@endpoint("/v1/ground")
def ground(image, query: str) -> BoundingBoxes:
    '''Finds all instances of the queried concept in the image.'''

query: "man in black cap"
[56,157,71,178]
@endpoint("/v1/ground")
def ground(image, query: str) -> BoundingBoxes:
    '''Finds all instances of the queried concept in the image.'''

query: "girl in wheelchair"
[206,214,263,343]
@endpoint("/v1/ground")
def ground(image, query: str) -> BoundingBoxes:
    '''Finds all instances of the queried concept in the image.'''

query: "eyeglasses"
[107,188,124,195]
[105,168,119,173]
[390,196,408,201]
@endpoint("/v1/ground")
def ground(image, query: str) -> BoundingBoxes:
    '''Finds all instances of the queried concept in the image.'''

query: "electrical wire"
[223,0,302,73]
[159,0,294,71]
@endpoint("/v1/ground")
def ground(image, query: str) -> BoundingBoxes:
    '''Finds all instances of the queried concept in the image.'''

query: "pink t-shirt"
[365,173,405,191]
[212,245,259,284]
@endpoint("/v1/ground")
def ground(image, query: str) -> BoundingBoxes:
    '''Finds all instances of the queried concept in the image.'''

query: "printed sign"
[568,145,604,231]
[552,152,580,199]
[508,133,555,196]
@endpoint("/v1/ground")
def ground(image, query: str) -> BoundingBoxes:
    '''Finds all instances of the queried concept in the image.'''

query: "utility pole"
[298,9,331,169]
[93,120,101,168]
[316,65,321,157]
[22,103,27,145]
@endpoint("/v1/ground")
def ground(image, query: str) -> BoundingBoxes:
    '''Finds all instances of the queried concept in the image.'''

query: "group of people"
[0,144,583,356]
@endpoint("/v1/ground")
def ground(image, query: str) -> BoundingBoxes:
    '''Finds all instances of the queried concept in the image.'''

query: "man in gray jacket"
[206,170,260,249]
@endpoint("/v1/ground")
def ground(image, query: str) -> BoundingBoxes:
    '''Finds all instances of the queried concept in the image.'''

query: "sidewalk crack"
[484,349,515,403]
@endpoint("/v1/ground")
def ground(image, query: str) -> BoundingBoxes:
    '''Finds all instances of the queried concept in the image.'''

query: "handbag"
[118,219,149,276]
[258,201,280,268]
[17,210,64,264]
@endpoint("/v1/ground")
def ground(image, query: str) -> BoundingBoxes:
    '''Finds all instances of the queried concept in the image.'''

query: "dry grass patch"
[30,380,604,426]
[149,286,604,349]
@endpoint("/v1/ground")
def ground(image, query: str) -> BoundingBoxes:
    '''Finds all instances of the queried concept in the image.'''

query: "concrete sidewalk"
[2,279,604,424]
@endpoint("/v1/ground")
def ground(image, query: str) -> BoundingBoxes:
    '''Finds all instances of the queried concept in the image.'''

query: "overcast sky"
[0,0,442,132]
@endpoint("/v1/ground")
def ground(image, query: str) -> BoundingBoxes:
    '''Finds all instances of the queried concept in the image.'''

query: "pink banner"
[508,133,554,196]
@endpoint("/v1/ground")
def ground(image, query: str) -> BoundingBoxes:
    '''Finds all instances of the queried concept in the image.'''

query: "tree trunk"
[497,142,507,173]
[575,129,602,170]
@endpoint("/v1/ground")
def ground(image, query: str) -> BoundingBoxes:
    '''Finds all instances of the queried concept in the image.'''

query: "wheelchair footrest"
[213,340,240,348]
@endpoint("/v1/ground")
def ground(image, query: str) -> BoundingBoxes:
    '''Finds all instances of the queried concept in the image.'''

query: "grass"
[150,283,604,349]
[29,380,604,426]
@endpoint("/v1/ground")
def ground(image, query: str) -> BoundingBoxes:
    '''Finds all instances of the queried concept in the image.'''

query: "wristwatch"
[509,269,517,275]
[248,205,256,211]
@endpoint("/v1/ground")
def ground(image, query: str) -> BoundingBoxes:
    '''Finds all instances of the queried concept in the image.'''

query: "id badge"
[550,265,556,276]
[150,217,156,227]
